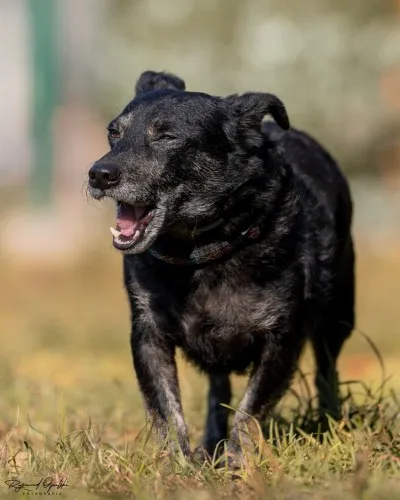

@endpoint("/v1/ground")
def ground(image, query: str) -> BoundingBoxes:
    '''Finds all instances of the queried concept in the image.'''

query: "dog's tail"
[135,70,185,95]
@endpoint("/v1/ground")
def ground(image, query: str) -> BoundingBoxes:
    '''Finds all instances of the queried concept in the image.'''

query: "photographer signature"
[5,477,68,494]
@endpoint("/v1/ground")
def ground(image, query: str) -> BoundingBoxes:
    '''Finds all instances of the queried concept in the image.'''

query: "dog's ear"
[135,71,186,95]
[224,92,290,131]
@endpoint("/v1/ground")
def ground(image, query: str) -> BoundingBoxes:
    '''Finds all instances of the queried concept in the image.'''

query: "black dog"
[88,70,354,461]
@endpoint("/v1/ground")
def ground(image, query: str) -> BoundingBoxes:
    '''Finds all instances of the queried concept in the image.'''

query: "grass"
[1,375,399,499]
[0,242,399,498]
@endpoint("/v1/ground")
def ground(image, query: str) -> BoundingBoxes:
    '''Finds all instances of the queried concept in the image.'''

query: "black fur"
[88,71,355,462]
[135,70,186,94]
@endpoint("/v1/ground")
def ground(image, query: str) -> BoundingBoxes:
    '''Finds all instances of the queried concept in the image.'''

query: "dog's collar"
[148,224,262,266]
[190,217,225,236]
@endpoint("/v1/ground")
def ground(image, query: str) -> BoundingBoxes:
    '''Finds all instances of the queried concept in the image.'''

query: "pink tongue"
[116,205,145,237]
[117,219,138,237]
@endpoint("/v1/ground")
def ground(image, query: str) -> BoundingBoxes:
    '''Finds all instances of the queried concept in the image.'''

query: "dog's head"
[88,71,289,254]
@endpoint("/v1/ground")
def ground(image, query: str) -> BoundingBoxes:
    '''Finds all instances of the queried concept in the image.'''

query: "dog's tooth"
[110,227,121,238]
[134,230,141,240]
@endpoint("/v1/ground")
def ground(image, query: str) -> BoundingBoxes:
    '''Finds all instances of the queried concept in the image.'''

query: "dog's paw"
[190,445,212,466]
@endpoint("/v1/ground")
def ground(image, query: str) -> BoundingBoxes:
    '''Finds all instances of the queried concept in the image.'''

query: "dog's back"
[262,121,355,421]
[263,121,353,246]
[263,122,352,230]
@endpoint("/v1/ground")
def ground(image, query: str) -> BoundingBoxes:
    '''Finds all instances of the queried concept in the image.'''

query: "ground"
[0,244,399,499]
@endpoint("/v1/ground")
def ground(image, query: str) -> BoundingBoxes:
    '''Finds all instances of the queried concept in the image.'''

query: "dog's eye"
[154,133,177,141]
[108,128,121,140]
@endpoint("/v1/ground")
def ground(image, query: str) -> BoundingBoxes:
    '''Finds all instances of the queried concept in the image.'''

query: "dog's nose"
[88,163,121,190]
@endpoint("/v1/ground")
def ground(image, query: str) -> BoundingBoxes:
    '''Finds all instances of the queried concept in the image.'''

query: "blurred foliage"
[88,0,400,176]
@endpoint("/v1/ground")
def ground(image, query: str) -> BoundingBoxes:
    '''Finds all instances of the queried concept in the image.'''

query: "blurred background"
[0,0,399,445]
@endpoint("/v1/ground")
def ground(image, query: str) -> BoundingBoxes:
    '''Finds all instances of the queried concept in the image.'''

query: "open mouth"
[110,201,156,251]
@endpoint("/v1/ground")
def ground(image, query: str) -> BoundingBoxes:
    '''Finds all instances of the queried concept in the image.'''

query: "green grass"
[0,246,399,498]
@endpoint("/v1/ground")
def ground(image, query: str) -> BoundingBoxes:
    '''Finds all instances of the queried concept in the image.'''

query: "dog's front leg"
[228,341,300,464]
[130,330,190,456]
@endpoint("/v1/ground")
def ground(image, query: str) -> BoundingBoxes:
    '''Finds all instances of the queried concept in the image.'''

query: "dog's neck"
[147,215,262,267]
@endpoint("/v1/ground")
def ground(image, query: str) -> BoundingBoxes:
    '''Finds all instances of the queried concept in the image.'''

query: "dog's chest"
[128,261,284,373]
[178,281,282,372]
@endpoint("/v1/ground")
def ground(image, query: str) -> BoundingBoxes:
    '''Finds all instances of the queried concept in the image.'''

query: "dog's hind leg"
[312,236,355,421]
[202,373,231,457]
